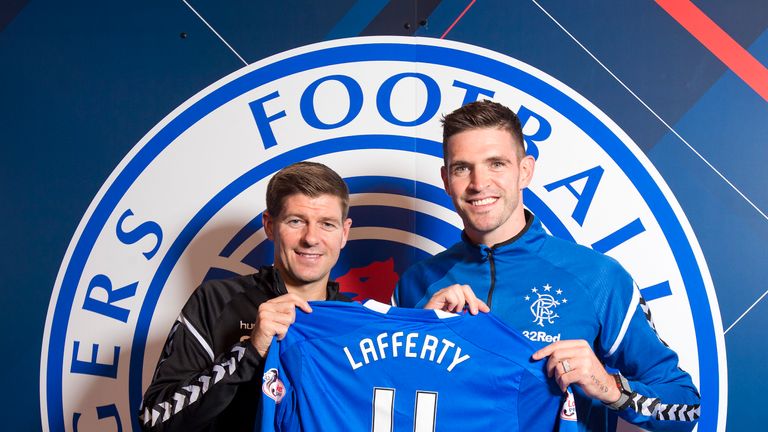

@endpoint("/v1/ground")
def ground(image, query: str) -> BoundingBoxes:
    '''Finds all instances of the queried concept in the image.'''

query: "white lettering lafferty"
[343,331,470,372]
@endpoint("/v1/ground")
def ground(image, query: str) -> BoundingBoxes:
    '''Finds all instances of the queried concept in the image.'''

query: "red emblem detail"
[336,258,399,303]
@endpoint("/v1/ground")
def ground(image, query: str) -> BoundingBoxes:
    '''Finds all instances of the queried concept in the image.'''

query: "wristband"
[605,372,633,411]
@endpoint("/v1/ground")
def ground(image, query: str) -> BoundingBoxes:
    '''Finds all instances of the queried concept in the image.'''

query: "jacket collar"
[460,210,543,252]
[256,265,349,301]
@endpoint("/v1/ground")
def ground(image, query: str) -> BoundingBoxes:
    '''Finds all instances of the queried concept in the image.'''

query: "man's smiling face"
[441,127,534,246]
[264,193,351,291]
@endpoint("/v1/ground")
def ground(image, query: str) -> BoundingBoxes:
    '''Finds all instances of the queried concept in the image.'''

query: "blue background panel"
[2,1,767,430]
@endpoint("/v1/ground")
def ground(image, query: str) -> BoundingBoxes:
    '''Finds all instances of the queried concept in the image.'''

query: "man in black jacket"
[139,162,353,431]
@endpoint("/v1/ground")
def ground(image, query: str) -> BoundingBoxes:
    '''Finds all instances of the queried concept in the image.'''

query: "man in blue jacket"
[394,100,700,431]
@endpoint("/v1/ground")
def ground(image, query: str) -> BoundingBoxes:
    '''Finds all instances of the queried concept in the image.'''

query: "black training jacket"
[138,266,351,432]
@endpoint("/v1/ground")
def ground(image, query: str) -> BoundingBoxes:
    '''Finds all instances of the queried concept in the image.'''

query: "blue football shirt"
[258,300,565,431]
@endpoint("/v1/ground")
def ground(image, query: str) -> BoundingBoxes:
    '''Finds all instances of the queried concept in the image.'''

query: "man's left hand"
[532,339,621,404]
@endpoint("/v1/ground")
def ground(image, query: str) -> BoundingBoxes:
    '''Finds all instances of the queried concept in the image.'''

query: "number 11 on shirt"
[372,388,438,432]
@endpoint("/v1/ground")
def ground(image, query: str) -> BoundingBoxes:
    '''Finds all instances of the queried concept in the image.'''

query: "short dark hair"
[266,161,350,219]
[441,100,525,160]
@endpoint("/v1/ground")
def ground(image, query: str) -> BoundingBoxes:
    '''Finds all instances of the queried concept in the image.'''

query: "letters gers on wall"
[40,37,725,431]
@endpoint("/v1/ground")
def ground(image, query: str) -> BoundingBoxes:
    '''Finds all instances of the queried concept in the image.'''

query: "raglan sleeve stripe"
[179,313,215,362]
[606,285,640,356]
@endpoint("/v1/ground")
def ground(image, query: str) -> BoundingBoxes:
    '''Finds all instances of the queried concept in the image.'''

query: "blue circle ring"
[45,40,718,431]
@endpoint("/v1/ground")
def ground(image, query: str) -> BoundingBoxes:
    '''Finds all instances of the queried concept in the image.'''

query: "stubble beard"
[459,197,520,244]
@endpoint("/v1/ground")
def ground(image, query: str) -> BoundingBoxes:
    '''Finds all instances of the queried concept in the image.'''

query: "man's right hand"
[424,284,490,315]
[250,293,312,357]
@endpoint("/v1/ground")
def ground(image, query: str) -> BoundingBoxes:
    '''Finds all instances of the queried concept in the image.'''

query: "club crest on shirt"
[525,284,567,327]
[262,368,285,403]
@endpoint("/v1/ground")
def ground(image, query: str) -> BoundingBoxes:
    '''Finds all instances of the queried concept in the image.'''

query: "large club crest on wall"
[41,37,725,431]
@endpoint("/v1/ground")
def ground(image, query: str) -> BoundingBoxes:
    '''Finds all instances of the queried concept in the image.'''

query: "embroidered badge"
[262,368,285,403]
[526,284,567,327]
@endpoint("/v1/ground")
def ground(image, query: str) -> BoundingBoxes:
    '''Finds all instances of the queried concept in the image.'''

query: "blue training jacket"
[394,211,701,432]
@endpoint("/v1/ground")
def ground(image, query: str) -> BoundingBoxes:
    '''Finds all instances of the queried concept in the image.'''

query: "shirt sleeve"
[393,264,434,308]
[392,272,412,307]
[597,273,701,431]
[138,314,264,432]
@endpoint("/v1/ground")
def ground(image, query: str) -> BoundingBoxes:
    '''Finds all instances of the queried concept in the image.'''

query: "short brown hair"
[441,100,525,160]
[266,161,350,219]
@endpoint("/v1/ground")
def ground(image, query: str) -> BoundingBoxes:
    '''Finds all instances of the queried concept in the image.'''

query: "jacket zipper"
[486,248,496,307]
